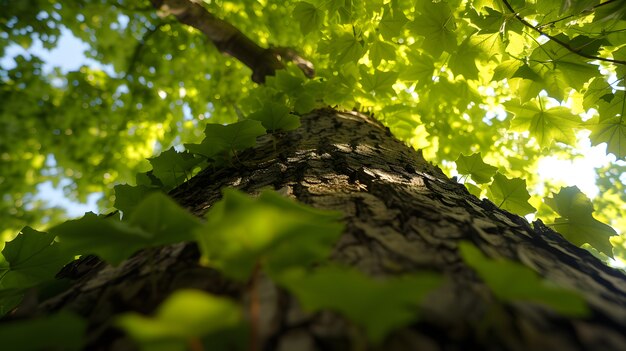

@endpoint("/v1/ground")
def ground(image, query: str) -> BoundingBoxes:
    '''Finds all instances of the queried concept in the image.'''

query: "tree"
[1,0,626,350]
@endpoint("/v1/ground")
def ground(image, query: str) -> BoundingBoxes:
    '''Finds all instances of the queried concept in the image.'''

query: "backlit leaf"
[455,152,498,184]
[195,189,344,281]
[505,98,580,147]
[116,290,242,351]
[248,101,300,132]
[487,173,536,215]
[545,186,617,257]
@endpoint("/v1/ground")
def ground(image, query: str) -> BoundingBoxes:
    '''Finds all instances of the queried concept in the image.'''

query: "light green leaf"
[277,266,441,343]
[583,78,614,110]
[455,153,498,184]
[545,186,617,257]
[487,173,536,215]
[248,101,300,132]
[195,189,344,281]
[504,98,580,147]
[0,227,74,289]
[116,289,242,351]
[588,96,626,159]
[459,242,588,316]
[465,183,483,197]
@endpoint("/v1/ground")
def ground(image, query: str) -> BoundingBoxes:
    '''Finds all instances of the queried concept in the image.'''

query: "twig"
[500,0,626,65]
[536,0,620,30]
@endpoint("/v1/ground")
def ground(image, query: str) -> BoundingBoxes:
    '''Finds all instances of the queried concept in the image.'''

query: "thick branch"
[149,0,314,83]
[501,0,626,66]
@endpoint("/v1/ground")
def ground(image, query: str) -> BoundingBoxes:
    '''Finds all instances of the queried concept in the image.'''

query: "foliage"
[1,0,625,349]
[2,0,625,254]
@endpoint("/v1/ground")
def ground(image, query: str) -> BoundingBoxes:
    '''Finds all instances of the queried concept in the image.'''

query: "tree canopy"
[2,0,626,348]
[2,0,626,262]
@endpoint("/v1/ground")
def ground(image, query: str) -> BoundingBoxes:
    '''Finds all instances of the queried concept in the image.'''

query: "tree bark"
[149,0,314,83]
[40,108,626,351]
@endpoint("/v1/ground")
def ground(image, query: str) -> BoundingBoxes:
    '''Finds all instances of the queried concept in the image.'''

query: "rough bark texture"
[38,108,626,351]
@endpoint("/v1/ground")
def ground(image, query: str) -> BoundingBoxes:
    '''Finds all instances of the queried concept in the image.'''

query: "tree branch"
[536,0,620,30]
[500,0,626,65]
[149,0,314,83]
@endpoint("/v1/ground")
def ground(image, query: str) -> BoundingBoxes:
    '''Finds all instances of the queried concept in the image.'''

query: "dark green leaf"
[277,266,442,343]
[0,311,86,351]
[0,227,73,289]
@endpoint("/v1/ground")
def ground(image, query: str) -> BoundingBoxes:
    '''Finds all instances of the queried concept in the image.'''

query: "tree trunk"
[41,108,626,351]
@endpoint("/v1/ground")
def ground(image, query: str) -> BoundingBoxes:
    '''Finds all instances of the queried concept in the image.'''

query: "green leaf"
[487,173,536,215]
[148,148,202,191]
[360,67,399,97]
[293,92,317,114]
[248,101,300,132]
[50,193,201,265]
[504,98,580,147]
[195,189,344,281]
[277,266,441,343]
[0,227,74,289]
[399,52,434,84]
[455,153,498,184]
[378,5,408,40]
[50,213,151,265]
[588,95,626,159]
[0,311,86,351]
[292,2,324,35]
[465,183,483,197]
[408,2,457,58]
[322,32,367,66]
[114,184,160,217]
[368,40,396,67]
[127,192,203,244]
[459,242,588,316]
[185,120,266,160]
[583,78,614,110]
[528,34,598,98]
[545,186,617,257]
[116,289,242,351]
